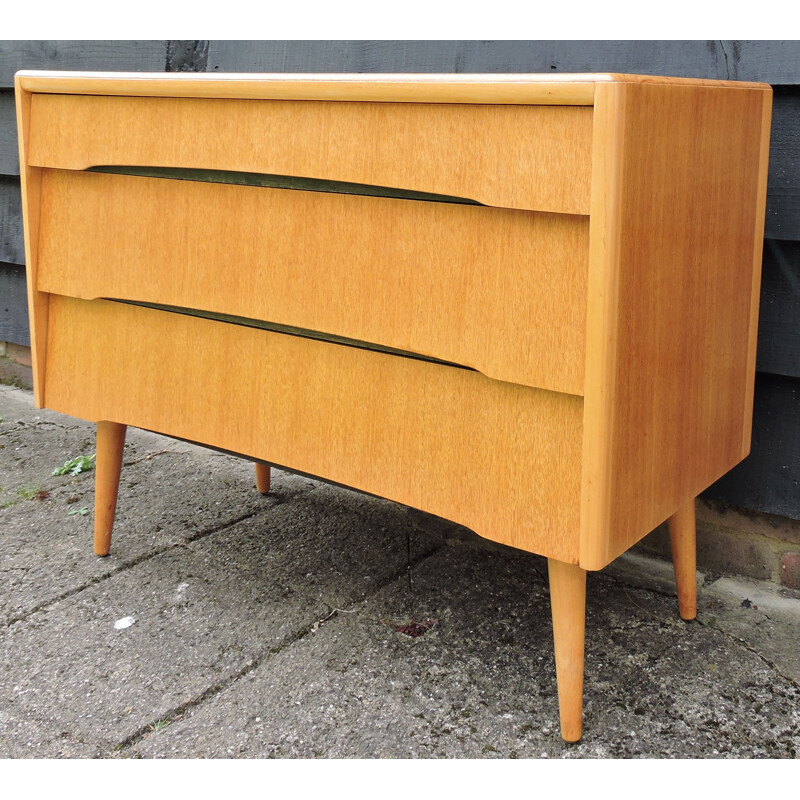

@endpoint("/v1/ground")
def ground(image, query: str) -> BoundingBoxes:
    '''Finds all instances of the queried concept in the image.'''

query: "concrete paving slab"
[1,387,99,500]
[701,576,800,685]
[128,541,800,759]
[0,707,102,758]
[0,481,441,756]
[606,552,800,685]
[0,385,319,625]
[0,464,312,626]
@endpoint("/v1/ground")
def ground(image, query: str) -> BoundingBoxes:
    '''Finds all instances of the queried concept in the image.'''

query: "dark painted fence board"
[0,177,22,265]
[766,192,800,242]
[766,88,800,240]
[165,41,210,73]
[756,240,800,378]
[703,373,800,518]
[0,90,18,176]
[0,40,169,87]
[0,261,28,345]
[207,40,800,85]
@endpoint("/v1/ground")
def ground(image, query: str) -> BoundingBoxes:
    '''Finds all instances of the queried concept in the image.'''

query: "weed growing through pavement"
[53,454,96,476]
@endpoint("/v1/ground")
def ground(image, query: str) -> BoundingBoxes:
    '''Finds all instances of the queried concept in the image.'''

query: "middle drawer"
[37,168,589,394]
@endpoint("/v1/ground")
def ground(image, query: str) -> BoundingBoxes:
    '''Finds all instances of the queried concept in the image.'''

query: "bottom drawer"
[44,296,584,562]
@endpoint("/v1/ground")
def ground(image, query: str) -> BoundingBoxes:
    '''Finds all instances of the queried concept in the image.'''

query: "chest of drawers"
[15,71,772,742]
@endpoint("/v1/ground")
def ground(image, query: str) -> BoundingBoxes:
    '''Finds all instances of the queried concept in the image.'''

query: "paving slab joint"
[694,611,799,689]
[1,509,264,629]
[111,609,343,757]
[111,526,445,756]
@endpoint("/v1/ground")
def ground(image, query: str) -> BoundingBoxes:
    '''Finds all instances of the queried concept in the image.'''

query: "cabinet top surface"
[15,70,771,105]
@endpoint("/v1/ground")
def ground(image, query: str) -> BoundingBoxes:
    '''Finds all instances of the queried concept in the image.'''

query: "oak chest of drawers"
[15,71,772,741]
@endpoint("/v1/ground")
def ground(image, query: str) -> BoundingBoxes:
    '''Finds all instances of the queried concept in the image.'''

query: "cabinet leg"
[547,558,587,742]
[668,498,697,620]
[255,463,271,494]
[93,421,126,556]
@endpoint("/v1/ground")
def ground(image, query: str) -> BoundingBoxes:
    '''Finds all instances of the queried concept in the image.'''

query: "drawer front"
[44,296,584,563]
[37,169,590,395]
[27,93,593,214]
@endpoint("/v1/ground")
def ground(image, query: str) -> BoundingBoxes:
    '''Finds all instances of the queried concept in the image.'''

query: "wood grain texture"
[255,463,271,495]
[668,499,697,621]
[93,421,126,556]
[742,94,774,456]
[44,296,585,563]
[13,77,47,405]
[18,70,599,104]
[37,169,589,394]
[547,559,586,741]
[204,40,800,85]
[27,93,593,214]
[580,82,622,573]
[580,81,772,570]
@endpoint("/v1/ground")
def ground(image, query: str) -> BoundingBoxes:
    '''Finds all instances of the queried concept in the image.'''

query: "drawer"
[44,296,584,563]
[27,93,593,214]
[37,168,590,395]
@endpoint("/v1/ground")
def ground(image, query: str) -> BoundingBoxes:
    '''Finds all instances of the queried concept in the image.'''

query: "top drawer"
[26,93,593,215]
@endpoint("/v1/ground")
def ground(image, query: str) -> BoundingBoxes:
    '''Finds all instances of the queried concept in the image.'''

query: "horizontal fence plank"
[0,40,170,87]
[0,261,28,345]
[704,373,800,519]
[0,90,18,175]
[0,177,22,264]
[765,89,800,240]
[207,40,800,85]
[766,192,800,241]
[756,240,800,378]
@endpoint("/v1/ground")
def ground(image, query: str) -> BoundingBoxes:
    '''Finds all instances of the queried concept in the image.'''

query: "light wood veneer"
[36,168,589,394]
[27,93,594,214]
[15,71,772,742]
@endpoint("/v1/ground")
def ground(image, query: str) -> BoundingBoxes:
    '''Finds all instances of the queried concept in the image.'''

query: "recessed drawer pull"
[114,299,475,370]
[88,165,483,206]
[38,168,589,394]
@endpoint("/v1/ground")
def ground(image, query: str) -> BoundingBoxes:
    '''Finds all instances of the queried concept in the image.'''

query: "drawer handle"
[112,299,476,370]
[87,165,483,206]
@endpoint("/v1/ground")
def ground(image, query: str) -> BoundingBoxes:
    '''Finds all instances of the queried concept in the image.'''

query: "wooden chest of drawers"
[15,71,772,741]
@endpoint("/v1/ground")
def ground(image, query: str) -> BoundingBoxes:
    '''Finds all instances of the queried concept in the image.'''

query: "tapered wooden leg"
[548,558,586,743]
[94,421,127,556]
[255,463,271,494]
[668,498,697,620]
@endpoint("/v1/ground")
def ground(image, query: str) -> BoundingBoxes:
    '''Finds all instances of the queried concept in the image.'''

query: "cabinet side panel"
[582,82,771,570]
[741,92,773,456]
